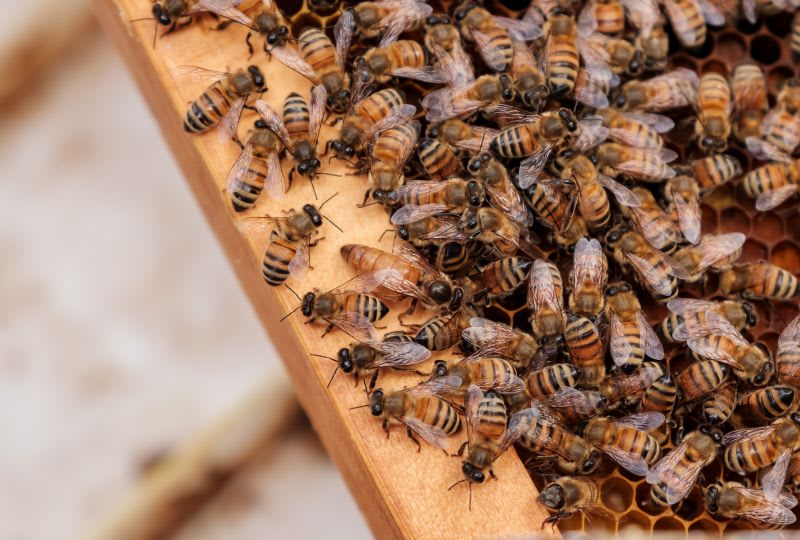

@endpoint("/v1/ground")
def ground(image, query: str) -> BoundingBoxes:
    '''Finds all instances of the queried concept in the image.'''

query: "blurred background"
[0,2,369,539]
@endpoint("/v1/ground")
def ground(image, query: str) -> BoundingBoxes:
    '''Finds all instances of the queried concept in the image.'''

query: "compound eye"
[311,158,321,168]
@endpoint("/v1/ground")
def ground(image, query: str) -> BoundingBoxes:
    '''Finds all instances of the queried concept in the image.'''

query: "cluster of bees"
[150,0,800,530]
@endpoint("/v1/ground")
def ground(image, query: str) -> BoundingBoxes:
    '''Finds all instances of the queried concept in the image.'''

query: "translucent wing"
[390,66,448,84]
[732,66,768,112]
[465,384,484,446]
[473,29,511,71]
[762,451,791,502]
[597,173,641,207]
[431,42,475,89]
[422,89,485,122]
[742,0,758,22]
[673,309,741,341]
[270,45,317,81]
[609,311,633,367]
[462,318,517,358]
[400,417,451,450]
[614,157,675,180]
[647,438,688,484]
[407,375,463,398]
[756,185,798,211]
[693,233,746,272]
[663,0,704,46]
[577,0,598,35]
[665,458,705,504]
[616,412,665,431]
[576,35,613,83]
[667,298,718,316]
[497,407,530,452]
[288,238,310,279]
[575,70,611,108]
[672,190,701,244]
[573,121,609,152]
[626,253,674,297]
[390,203,451,225]
[638,311,664,360]
[622,112,675,133]
[602,446,651,477]
[333,270,389,295]
[573,237,605,293]
[255,99,292,149]
[484,104,539,125]
[454,126,499,153]
[697,0,726,25]
[620,0,659,35]
[371,268,428,302]
[334,9,356,67]
[371,340,432,368]
[485,174,533,227]
[309,84,327,144]
[392,240,439,275]
[330,311,381,342]
[733,493,797,525]
[190,0,251,26]
[417,217,469,243]
[364,104,417,144]
[518,146,553,189]
[779,314,800,348]
[746,137,792,163]
[379,0,432,46]
[264,149,287,200]
[495,16,543,41]
[171,65,228,87]
[226,142,255,194]
[528,259,562,313]
[217,97,246,144]
[721,425,777,446]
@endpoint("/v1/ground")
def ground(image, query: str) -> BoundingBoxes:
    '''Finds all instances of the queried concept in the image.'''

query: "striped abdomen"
[565,315,605,388]
[467,357,518,389]
[578,176,611,231]
[631,209,677,254]
[353,88,405,123]
[262,230,297,286]
[744,262,799,299]
[608,426,661,465]
[527,183,571,230]
[793,12,800,57]
[545,27,579,96]
[741,163,788,198]
[414,315,464,351]
[373,123,419,167]
[341,293,389,323]
[777,344,800,386]
[475,392,509,441]
[340,244,420,302]
[518,418,571,459]
[701,383,737,425]
[699,73,731,118]
[650,453,704,507]
[283,92,310,140]
[616,318,645,372]
[627,250,676,299]
[610,116,663,148]
[184,79,237,133]
[417,138,463,179]
[491,123,540,158]
[692,154,742,191]
[481,257,531,297]
[298,27,336,71]
[676,359,728,402]
[724,436,780,474]
[739,386,797,423]
[527,363,580,397]
[478,23,514,70]
[230,154,269,212]
[660,308,727,343]
[434,242,472,274]
[764,109,800,154]
[667,0,705,48]
[640,374,677,415]
[594,1,625,34]
[412,396,461,435]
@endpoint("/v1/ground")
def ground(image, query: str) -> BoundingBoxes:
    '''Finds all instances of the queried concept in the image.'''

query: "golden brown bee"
[462,317,539,371]
[226,119,285,212]
[719,261,800,301]
[524,181,578,235]
[604,281,664,373]
[148,0,249,36]
[577,0,626,35]
[691,153,743,193]
[737,386,799,426]
[539,476,604,526]
[468,154,532,227]
[793,11,800,58]
[414,305,477,351]
[542,387,609,424]
[593,108,672,150]
[605,226,687,300]
[526,363,581,398]
[731,63,769,143]
[542,12,581,98]
[489,108,578,167]
[694,72,732,153]
[325,335,431,389]
[424,13,463,53]
[298,283,390,336]
[391,178,485,224]
[565,314,606,388]
[723,417,800,474]
[417,138,464,180]
[620,187,680,253]
[431,357,525,395]
[369,376,463,451]
[574,68,613,109]
[671,233,745,283]
[356,40,442,85]
[663,174,701,244]
[741,161,798,201]
[660,0,724,49]
[776,315,800,387]
[594,142,677,182]
[396,215,466,249]
[511,39,549,111]
[582,413,664,476]
[646,430,718,507]
[614,68,699,112]
[568,238,608,318]
[473,258,534,303]
[600,361,665,409]
[700,382,738,425]
[636,23,669,72]
[705,478,798,528]
[297,21,351,113]
[528,259,567,351]
[255,85,326,185]
[367,121,422,205]
[640,373,678,418]
[601,37,646,77]
[180,65,266,137]
[661,297,757,343]
[747,79,800,162]
[459,207,522,257]
[346,0,431,43]
[676,359,730,403]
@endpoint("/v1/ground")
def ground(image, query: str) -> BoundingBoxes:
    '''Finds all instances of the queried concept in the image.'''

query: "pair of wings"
[595,413,666,477]
[464,385,521,456]
[608,307,665,366]
[254,84,327,154]
[395,376,463,451]
[646,434,712,505]
[673,233,746,276]
[467,14,543,72]
[226,138,286,202]
[528,259,565,316]
[369,121,421,176]
[662,0,725,47]
[571,238,607,297]
[462,317,528,361]
[629,202,681,252]
[389,181,466,226]
[578,0,661,38]
[670,309,755,367]
[667,183,701,244]
[589,111,674,149]
[621,240,689,297]
[627,68,700,112]
[604,144,679,182]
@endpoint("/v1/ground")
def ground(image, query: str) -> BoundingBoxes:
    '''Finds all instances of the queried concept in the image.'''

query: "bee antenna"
[323,215,344,232]
[310,353,338,362]
[327,366,339,387]
[469,483,473,512]
[319,191,339,210]
[285,283,302,301]
[309,177,318,200]
[317,172,343,177]
[447,478,467,491]
[349,403,370,410]
[378,228,396,242]
[280,304,301,322]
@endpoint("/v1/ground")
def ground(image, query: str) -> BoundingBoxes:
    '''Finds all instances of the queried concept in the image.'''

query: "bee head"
[330,139,355,158]
[337,347,354,373]
[397,224,409,241]
[604,226,626,247]
[628,49,645,76]
[254,119,268,129]
[432,360,449,378]
[369,390,384,416]
[499,74,515,101]
[453,2,478,22]
[152,3,171,25]
[523,85,549,110]
[705,483,722,513]
[700,135,727,153]
[538,482,565,510]
[558,108,578,132]
[302,204,323,227]
[371,188,400,206]
[247,65,266,90]
[301,292,316,317]
[266,25,290,46]
[462,462,486,484]
[327,89,351,114]
[448,286,465,312]
[298,156,322,178]
[699,424,723,444]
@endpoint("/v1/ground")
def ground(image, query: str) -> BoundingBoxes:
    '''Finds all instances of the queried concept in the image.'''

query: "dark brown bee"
[459,207,523,258]
[147,0,249,36]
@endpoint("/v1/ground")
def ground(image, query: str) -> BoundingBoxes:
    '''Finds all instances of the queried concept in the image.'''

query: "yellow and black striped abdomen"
[641,373,677,414]
[724,437,778,474]
[414,315,458,351]
[701,383,737,425]
[700,73,730,112]
[373,123,418,165]
[739,386,796,423]
[595,2,625,34]
[671,0,705,47]
[692,154,742,190]
[527,363,579,397]
[765,110,800,154]
[184,80,236,133]
[230,155,269,212]
[742,164,788,198]
[491,123,539,158]
[475,393,508,441]
[545,33,579,96]
[298,27,336,71]
[613,427,661,465]
[754,263,800,299]
[578,178,611,230]
[618,318,645,371]
[482,24,514,69]
[414,396,461,435]
[354,88,405,123]
[417,138,463,179]
[676,359,728,402]
[385,40,427,70]
[481,257,531,297]
[435,241,472,275]
[650,454,701,507]
[519,418,568,458]
[527,183,568,229]
[777,344,800,386]
[262,230,297,286]
[341,293,389,323]
[283,92,310,140]
[565,315,605,387]
[472,358,517,388]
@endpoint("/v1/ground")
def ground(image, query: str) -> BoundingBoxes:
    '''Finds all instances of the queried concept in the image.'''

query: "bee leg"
[368,370,380,390]
[489,469,498,481]
[289,167,297,187]
[406,427,422,453]
[382,418,390,438]
[359,189,372,208]
[243,104,258,112]
[404,298,418,316]
[454,441,468,458]
[214,20,233,31]
[321,323,335,337]
[245,32,254,58]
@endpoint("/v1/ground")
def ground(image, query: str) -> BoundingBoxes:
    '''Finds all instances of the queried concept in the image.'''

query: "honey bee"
[671,232,746,283]
[700,381,738,425]
[746,79,800,163]
[147,0,249,36]
[661,297,756,343]
[565,314,606,388]
[459,207,526,258]
[526,364,581,398]
[705,471,798,527]
[582,412,665,476]
[605,227,687,300]
[414,304,477,351]
[178,64,266,139]
[434,241,484,275]
[462,317,539,371]
[614,68,699,112]
[367,121,422,206]
[356,41,445,85]
[577,0,626,36]
[417,138,464,180]
[255,85,326,187]
[676,359,730,402]
[467,154,532,228]
[511,39,549,111]
[568,238,608,318]
[420,122,496,180]
[396,215,468,249]
[340,241,465,312]
[719,261,800,301]
[594,142,677,182]
[640,373,678,418]
[723,417,800,474]
[346,0,431,45]
[636,22,669,72]
[228,0,290,56]
[620,187,680,253]
[737,386,799,426]
[793,11,800,58]
[660,0,725,49]
[539,476,605,526]
[594,35,646,77]
[731,63,769,143]
[298,19,352,113]
[672,310,772,386]
[663,174,701,244]
[604,281,665,373]
[574,66,616,109]
[528,259,567,351]
[646,430,718,507]
[453,1,542,72]
[369,375,463,451]
[431,357,526,395]
[390,178,485,225]
[226,119,285,212]
[691,72,732,153]
[600,361,665,409]
[524,181,578,235]
[592,108,673,149]
[691,153,743,193]
[473,258,534,303]
[776,314,800,387]
[424,13,464,55]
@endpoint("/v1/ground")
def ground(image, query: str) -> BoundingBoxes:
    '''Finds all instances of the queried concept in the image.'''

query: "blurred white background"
[0,12,370,540]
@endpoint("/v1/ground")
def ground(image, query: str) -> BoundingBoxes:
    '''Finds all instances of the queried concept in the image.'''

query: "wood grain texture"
[90,2,557,537]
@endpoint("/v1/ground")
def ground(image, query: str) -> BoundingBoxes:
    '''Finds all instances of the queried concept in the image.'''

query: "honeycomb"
[271,0,800,535]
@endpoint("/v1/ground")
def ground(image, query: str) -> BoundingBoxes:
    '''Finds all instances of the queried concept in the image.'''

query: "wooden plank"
[90,2,556,537]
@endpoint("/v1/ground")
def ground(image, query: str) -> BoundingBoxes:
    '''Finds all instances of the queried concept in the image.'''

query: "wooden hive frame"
[90,1,556,538]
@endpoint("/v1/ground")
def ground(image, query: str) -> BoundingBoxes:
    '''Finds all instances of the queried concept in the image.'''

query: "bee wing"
[576,35,613,83]
[597,173,642,207]
[722,425,778,446]
[379,0,432,47]
[746,137,792,163]
[577,0,598,35]
[662,0,703,47]
[609,311,633,367]
[687,335,740,364]
[215,97,246,144]
[334,9,356,67]
[189,0,251,26]
[462,318,513,357]
[255,99,292,150]
[472,29,512,71]
[762,450,792,502]
[261,0,276,12]
[395,121,421,172]
[330,311,381,342]
[399,417,451,450]
[171,65,229,86]
[673,309,738,341]
[371,340,432,367]
[407,375,463,398]
[665,459,705,504]
[422,88,483,122]
[573,121,609,152]
[264,150,287,200]
[372,268,428,302]
[732,67,768,112]
[333,270,390,296]
[392,239,439,274]
[601,446,651,477]
[779,314,800,349]
[614,157,675,180]
[270,45,318,82]
[667,297,718,316]
[455,127,500,153]
[238,216,287,238]
[419,218,470,243]
[756,185,799,212]
[494,373,527,394]
[542,387,598,414]
[620,0,659,35]
[390,66,449,84]
[484,104,540,125]
[647,438,688,484]
[465,384,484,447]
[528,259,563,313]
[485,177,533,227]
[390,203,451,225]
[288,238,310,279]
[638,311,664,360]
[626,253,674,297]
[732,491,798,525]
[363,104,417,144]
[574,70,611,109]
[510,403,560,429]
[573,237,605,291]
[430,43,475,88]
[697,0,726,25]
[672,190,701,244]
[694,232,745,271]
[309,84,327,144]
[621,112,675,133]
[518,146,553,189]
[494,16,544,41]
[616,411,665,431]
[226,142,255,194]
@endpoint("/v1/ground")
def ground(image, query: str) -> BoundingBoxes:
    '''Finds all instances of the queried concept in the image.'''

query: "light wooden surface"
[90,2,556,537]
